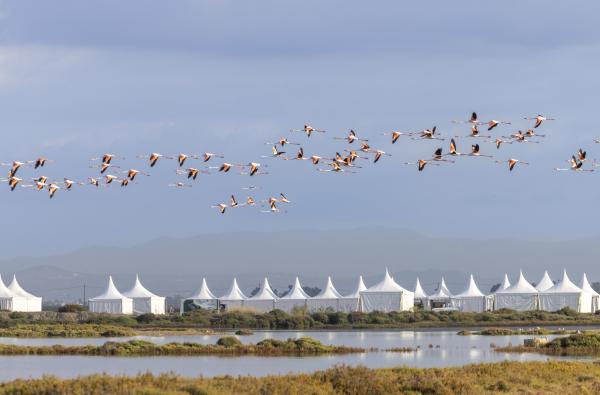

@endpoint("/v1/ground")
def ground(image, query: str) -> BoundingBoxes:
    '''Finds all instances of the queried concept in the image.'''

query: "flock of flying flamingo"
[0,113,595,212]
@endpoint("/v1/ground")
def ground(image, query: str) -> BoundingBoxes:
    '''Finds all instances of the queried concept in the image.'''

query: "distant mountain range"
[2,228,599,302]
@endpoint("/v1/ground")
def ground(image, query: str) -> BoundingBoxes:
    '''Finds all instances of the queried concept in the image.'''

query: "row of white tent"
[0,274,42,312]
[181,269,600,314]
[88,275,165,315]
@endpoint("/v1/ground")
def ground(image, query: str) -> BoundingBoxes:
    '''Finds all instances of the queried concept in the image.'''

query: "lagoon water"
[0,330,590,380]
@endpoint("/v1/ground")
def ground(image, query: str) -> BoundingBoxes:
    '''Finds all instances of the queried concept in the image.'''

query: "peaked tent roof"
[344,276,367,298]
[499,273,511,291]
[429,277,452,298]
[123,275,161,298]
[249,277,278,300]
[0,274,15,298]
[314,276,342,299]
[414,277,428,298]
[90,276,130,300]
[363,269,410,293]
[543,270,582,293]
[188,278,217,299]
[220,278,247,300]
[8,275,38,298]
[535,271,554,292]
[496,270,537,294]
[580,273,600,296]
[454,274,484,298]
[281,277,310,299]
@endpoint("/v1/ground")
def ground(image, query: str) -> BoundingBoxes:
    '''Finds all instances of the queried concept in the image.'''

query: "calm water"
[0,330,591,381]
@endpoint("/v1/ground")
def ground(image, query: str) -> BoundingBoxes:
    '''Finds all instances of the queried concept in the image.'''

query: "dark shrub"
[216,336,242,347]
[58,304,87,313]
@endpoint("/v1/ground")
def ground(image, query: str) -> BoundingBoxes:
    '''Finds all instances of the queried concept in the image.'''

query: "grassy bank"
[0,337,366,356]
[0,361,599,394]
[458,327,576,336]
[2,308,600,337]
[497,333,600,356]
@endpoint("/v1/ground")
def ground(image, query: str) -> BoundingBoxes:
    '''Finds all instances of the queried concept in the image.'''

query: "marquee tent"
[340,276,366,313]
[88,276,133,314]
[428,277,452,309]
[308,276,357,312]
[488,274,511,310]
[181,278,218,313]
[219,278,247,310]
[276,277,309,312]
[494,271,538,311]
[539,270,591,313]
[245,277,277,312]
[360,269,414,312]
[413,277,429,309]
[7,275,42,312]
[0,275,27,312]
[451,274,486,312]
[535,271,554,292]
[122,275,165,315]
[579,273,599,313]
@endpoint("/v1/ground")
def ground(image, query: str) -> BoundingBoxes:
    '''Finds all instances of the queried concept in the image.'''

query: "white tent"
[308,276,352,312]
[0,275,27,312]
[122,275,165,315]
[340,276,366,313]
[579,273,599,313]
[7,275,42,312]
[220,278,247,310]
[451,274,486,312]
[245,277,277,312]
[181,277,218,313]
[413,277,429,309]
[428,277,453,309]
[88,276,133,314]
[494,270,538,311]
[535,271,554,292]
[360,269,414,312]
[276,277,309,312]
[539,270,592,313]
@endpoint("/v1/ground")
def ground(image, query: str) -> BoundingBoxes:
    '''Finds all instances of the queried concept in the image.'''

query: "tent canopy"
[543,270,582,293]
[90,276,129,300]
[429,277,452,298]
[498,273,511,292]
[535,271,554,292]
[313,276,342,299]
[345,276,367,298]
[0,275,16,298]
[123,275,161,298]
[189,278,216,299]
[281,277,309,299]
[454,275,484,297]
[414,277,428,299]
[220,278,247,300]
[496,270,537,294]
[580,273,600,296]
[249,277,277,300]
[362,268,409,293]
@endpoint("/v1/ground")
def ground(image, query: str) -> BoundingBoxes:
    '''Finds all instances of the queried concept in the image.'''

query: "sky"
[1,1,600,262]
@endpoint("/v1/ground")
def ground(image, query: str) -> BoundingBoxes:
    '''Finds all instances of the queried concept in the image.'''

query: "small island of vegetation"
[496,332,600,356]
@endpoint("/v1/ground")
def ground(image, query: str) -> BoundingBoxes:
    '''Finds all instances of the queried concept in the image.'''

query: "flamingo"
[373,150,391,163]
[138,153,173,167]
[246,196,256,206]
[492,138,513,149]
[467,144,493,158]
[262,145,286,158]
[211,203,228,214]
[288,147,308,161]
[487,120,511,131]
[89,177,100,187]
[448,138,463,156]
[177,167,208,180]
[8,177,23,190]
[126,169,149,181]
[555,156,593,172]
[506,130,539,144]
[91,163,120,174]
[203,152,224,162]
[524,114,555,128]
[432,148,455,163]
[412,126,444,141]
[120,179,130,187]
[524,129,545,138]
[32,157,53,169]
[496,158,529,171]
[453,112,484,125]
[1,161,25,177]
[334,130,367,144]
[63,178,83,190]
[383,130,411,144]
[292,124,326,137]
[457,124,490,139]
[47,183,60,198]
[177,153,199,167]
[90,154,121,164]
[105,174,119,184]
[266,137,299,147]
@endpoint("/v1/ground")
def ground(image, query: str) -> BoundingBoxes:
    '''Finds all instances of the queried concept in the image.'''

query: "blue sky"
[1,1,600,259]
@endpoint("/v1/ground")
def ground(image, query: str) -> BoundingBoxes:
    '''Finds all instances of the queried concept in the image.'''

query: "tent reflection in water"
[276,277,309,312]
[451,274,486,312]
[181,277,218,313]
[0,274,28,312]
[494,270,538,311]
[122,275,165,315]
[359,269,414,312]
[245,277,277,312]
[539,270,592,313]
[88,276,133,314]
[7,275,42,312]
[580,273,600,313]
